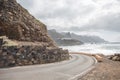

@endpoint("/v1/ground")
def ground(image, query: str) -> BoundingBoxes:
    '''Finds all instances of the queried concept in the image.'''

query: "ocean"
[60,43,120,55]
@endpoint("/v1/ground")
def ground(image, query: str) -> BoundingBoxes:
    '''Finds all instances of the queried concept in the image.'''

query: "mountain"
[48,29,64,41]
[48,29,107,44]
[48,29,83,46]
[56,38,83,46]
[70,33,107,43]
[109,42,120,44]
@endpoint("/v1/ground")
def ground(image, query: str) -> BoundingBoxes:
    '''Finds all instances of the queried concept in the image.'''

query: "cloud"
[17,0,34,10]
[68,13,120,32]
[16,0,120,41]
[17,0,96,27]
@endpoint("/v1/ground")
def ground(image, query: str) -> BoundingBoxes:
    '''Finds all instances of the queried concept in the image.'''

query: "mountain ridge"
[48,29,107,45]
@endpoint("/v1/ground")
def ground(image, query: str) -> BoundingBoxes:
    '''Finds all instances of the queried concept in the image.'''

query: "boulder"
[109,54,120,61]
[112,56,118,61]
[94,55,103,62]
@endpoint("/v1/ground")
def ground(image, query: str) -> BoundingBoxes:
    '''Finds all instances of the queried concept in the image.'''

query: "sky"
[17,0,120,42]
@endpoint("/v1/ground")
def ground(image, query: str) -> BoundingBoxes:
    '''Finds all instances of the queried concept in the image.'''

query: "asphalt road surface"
[0,54,96,80]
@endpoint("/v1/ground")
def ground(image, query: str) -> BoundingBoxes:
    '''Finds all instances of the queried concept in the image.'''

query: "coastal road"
[0,54,96,80]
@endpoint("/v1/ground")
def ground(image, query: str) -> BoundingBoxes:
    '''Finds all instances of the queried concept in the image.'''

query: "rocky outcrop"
[0,0,69,67]
[109,54,120,61]
[0,0,53,44]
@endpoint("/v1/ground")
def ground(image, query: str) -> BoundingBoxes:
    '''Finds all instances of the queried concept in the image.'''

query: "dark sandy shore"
[73,53,120,80]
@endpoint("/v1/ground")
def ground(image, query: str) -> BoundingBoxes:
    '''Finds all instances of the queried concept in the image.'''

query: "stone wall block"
[0,45,69,68]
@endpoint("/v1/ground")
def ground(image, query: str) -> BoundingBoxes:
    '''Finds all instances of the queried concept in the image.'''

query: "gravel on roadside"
[79,56,120,80]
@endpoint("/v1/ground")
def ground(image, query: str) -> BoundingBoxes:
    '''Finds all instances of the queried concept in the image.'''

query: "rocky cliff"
[0,0,54,45]
[0,0,69,68]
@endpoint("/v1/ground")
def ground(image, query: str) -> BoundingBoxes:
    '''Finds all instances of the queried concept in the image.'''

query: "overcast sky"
[17,0,120,42]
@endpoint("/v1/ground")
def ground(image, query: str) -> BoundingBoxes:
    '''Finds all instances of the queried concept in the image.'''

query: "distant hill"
[48,29,64,41]
[56,38,83,46]
[109,42,120,44]
[48,29,107,45]
[48,29,83,46]
[67,33,107,43]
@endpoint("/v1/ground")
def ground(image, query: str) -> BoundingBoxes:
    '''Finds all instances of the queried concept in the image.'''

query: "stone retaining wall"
[0,46,69,68]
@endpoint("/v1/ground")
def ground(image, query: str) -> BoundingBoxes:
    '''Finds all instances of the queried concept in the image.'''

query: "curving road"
[0,54,96,80]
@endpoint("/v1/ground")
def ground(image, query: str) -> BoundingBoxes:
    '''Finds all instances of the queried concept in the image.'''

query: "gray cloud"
[68,13,120,32]
[35,1,95,20]
[17,0,34,9]
[17,0,120,41]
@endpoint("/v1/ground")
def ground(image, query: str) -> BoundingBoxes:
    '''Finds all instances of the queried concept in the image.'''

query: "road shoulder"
[79,55,120,80]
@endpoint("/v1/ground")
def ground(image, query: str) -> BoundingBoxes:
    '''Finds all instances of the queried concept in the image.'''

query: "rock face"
[109,54,120,61]
[0,0,69,67]
[0,0,53,44]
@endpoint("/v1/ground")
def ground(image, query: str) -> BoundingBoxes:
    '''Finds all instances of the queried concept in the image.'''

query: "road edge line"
[68,56,97,80]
